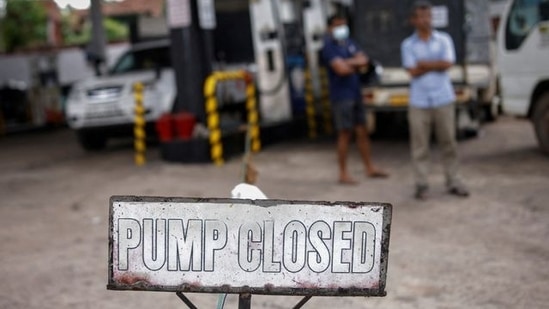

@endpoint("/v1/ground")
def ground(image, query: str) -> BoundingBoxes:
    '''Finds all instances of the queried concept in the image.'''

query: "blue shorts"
[332,99,366,131]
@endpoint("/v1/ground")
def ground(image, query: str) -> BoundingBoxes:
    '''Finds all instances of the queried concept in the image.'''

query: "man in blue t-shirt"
[321,14,387,185]
[401,1,469,199]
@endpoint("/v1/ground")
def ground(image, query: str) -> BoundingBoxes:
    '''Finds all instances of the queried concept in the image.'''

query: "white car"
[66,40,176,150]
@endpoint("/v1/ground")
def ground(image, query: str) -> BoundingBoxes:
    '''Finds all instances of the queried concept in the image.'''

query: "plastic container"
[173,112,196,140]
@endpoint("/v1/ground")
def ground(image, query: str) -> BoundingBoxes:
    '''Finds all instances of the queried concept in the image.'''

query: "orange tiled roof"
[73,0,165,18]
[43,0,63,21]
[101,0,164,17]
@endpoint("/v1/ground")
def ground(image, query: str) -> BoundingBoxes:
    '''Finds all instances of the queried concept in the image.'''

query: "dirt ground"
[1,116,548,309]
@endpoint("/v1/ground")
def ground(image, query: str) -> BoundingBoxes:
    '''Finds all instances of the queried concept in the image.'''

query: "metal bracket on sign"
[176,293,313,309]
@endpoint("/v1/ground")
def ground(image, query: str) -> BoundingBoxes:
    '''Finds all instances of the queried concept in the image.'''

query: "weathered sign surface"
[108,196,392,296]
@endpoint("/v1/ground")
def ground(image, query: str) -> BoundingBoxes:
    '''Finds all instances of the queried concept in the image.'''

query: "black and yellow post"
[319,67,333,135]
[244,73,261,153]
[133,82,146,166]
[242,71,260,184]
[304,69,318,139]
[204,73,224,166]
[203,71,261,166]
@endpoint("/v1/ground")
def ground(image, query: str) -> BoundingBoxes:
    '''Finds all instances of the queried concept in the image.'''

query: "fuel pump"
[302,0,328,104]
[248,0,293,124]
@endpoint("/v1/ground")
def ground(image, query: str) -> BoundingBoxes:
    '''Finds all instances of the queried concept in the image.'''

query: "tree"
[1,0,48,52]
[61,14,128,46]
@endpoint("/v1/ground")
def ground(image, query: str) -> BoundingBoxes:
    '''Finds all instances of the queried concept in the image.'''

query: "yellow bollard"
[244,77,261,152]
[319,67,333,135]
[204,74,224,166]
[133,82,146,166]
[203,70,261,166]
[304,69,318,139]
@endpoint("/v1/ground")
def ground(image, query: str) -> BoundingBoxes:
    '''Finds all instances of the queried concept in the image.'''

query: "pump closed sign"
[108,196,391,296]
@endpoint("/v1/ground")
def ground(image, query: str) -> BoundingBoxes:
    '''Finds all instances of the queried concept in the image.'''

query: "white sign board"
[108,197,392,296]
[198,0,216,30]
[167,0,192,28]
[432,5,449,28]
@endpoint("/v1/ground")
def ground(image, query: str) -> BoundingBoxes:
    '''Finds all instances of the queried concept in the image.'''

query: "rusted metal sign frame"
[108,196,392,297]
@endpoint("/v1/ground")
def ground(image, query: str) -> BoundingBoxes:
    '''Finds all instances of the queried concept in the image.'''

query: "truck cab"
[497,0,549,154]
[351,0,497,135]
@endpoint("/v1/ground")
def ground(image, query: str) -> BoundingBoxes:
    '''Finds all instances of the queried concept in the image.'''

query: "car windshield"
[110,46,171,75]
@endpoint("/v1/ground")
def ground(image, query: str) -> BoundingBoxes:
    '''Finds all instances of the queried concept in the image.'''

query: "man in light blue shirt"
[401,30,456,109]
[401,1,469,199]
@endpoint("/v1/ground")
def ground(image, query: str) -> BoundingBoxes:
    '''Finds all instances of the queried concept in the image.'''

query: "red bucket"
[173,112,196,140]
[156,113,174,142]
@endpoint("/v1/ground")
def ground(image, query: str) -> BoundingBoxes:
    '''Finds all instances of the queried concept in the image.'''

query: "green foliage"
[62,15,129,46]
[103,17,128,42]
[1,0,48,52]
[0,0,129,51]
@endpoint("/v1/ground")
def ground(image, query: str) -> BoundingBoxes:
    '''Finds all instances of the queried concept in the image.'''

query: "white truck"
[351,0,499,136]
[497,0,549,154]
[0,52,66,133]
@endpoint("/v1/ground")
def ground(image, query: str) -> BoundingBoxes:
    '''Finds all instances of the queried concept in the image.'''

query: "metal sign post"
[108,196,392,308]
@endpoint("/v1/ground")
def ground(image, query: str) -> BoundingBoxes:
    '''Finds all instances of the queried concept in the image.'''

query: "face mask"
[332,25,350,41]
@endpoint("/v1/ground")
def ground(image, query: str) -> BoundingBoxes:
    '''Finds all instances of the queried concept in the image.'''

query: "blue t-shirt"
[321,36,362,102]
[401,30,456,108]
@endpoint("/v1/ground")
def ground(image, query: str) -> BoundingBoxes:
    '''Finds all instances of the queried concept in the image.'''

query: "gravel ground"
[1,116,548,309]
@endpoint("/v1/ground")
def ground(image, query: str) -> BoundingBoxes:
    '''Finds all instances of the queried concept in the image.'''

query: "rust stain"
[292,280,319,289]
[343,202,362,209]
[220,284,232,291]
[188,281,202,288]
[114,273,150,286]
[178,281,203,290]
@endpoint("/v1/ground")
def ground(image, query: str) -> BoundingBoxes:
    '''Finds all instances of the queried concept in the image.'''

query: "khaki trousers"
[408,104,462,189]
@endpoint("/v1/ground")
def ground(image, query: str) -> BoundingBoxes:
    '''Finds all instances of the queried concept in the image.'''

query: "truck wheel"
[481,80,502,123]
[456,105,479,140]
[482,97,500,122]
[77,131,107,151]
[533,93,549,155]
